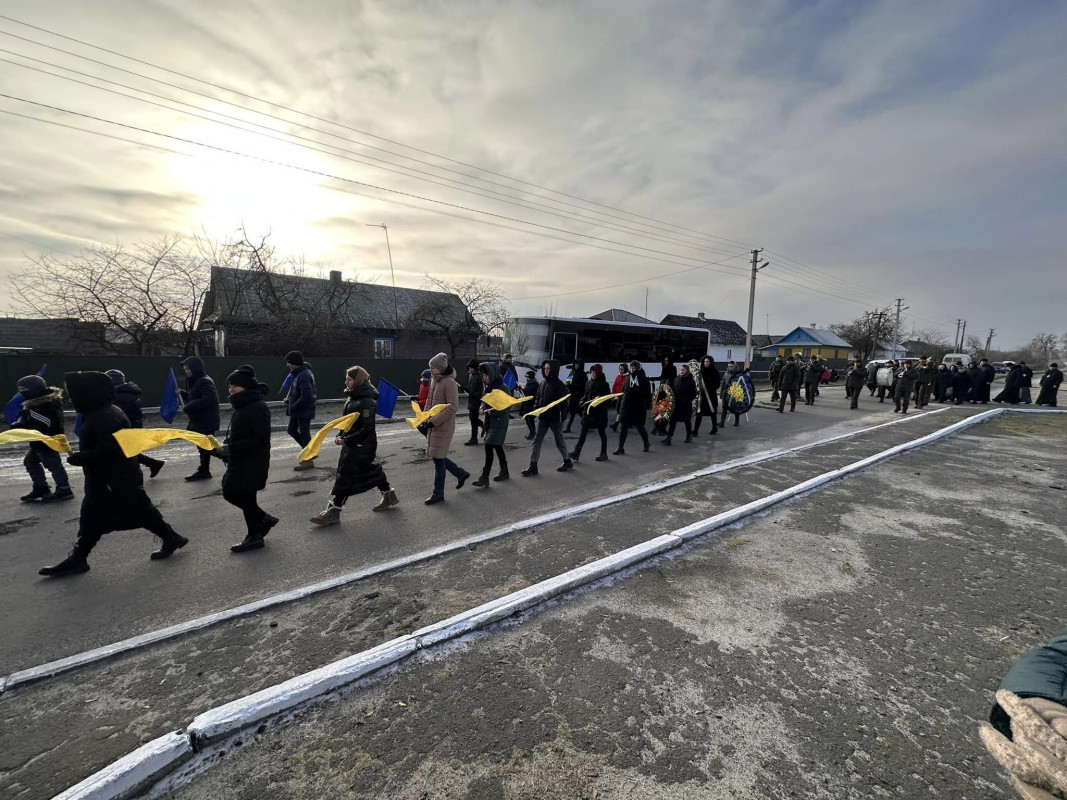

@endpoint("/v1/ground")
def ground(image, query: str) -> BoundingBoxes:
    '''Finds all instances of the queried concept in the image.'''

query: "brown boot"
[309,505,341,526]
[373,490,399,512]
[294,458,317,472]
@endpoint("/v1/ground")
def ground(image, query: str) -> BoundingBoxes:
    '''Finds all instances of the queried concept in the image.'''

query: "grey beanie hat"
[429,352,449,371]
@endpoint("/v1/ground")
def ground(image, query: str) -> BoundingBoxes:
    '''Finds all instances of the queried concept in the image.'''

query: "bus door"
[551,331,577,365]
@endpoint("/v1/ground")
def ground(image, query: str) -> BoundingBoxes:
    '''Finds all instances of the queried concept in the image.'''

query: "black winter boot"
[521,463,538,477]
[151,529,189,560]
[472,470,491,488]
[230,534,264,552]
[184,469,212,482]
[493,466,510,482]
[595,451,608,462]
[21,485,50,503]
[39,542,91,576]
[557,460,573,472]
[41,487,75,503]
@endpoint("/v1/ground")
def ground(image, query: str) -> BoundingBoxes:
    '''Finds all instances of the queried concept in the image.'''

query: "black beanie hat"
[17,374,48,399]
[285,350,304,366]
[227,366,258,390]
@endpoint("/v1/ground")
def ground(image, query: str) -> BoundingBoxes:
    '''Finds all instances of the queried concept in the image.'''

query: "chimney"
[697,312,705,321]
[329,270,343,285]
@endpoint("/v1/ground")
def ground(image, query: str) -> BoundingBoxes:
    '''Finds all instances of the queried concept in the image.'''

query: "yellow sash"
[587,392,623,409]
[522,394,570,419]
[298,413,358,461]
[112,429,223,458]
[0,429,72,453]
[481,389,533,411]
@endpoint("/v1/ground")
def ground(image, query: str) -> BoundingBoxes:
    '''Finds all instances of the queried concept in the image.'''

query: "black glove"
[213,444,230,463]
[416,420,432,437]
[66,452,86,467]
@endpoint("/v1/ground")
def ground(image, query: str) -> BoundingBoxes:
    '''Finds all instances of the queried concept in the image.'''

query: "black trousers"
[894,387,911,412]
[778,388,798,411]
[482,443,508,472]
[617,421,650,450]
[573,420,607,456]
[804,383,817,404]
[849,387,860,409]
[666,418,691,438]
[223,486,267,534]
[467,408,482,440]
[287,417,311,448]
[76,491,175,553]
[917,384,931,408]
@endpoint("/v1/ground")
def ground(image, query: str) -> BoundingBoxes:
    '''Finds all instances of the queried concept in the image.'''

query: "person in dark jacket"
[934,364,952,402]
[1036,363,1062,406]
[768,356,784,402]
[12,375,73,503]
[866,362,881,396]
[521,370,538,439]
[693,356,720,435]
[777,356,801,412]
[654,355,677,434]
[915,358,936,408]
[1018,361,1034,404]
[662,362,696,445]
[803,356,823,405]
[569,363,610,462]
[310,366,397,526]
[178,356,220,481]
[522,359,572,476]
[613,360,652,455]
[104,369,164,478]
[463,358,484,446]
[976,358,996,404]
[214,367,279,552]
[993,363,1023,404]
[498,353,519,391]
[609,363,627,432]
[950,365,969,404]
[893,362,919,413]
[39,372,187,577]
[283,351,318,471]
[563,361,587,433]
[472,362,511,486]
[844,359,867,410]
[718,361,739,427]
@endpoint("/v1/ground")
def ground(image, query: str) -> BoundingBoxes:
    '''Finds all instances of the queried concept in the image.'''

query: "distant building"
[588,309,655,324]
[0,317,112,354]
[659,312,749,362]
[871,340,914,360]
[758,327,852,360]
[200,266,477,358]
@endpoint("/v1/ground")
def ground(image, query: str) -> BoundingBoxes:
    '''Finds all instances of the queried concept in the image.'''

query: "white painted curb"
[50,731,192,800]
[186,635,417,747]
[4,406,952,691]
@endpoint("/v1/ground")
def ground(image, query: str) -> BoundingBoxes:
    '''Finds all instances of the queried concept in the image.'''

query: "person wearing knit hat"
[568,363,611,463]
[284,351,318,471]
[12,374,74,503]
[106,368,165,478]
[422,354,470,504]
[221,366,278,552]
[521,369,539,439]
[428,352,449,372]
[463,357,484,446]
[310,366,398,526]
[416,369,431,410]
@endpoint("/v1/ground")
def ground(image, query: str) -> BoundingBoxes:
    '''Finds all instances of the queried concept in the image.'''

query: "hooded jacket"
[286,362,317,420]
[533,360,569,425]
[332,380,390,496]
[111,380,145,426]
[670,370,697,421]
[567,361,588,415]
[222,383,271,493]
[618,365,652,425]
[64,371,142,497]
[179,357,220,433]
[478,362,510,446]
[466,359,485,411]
[13,385,65,436]
[697,360,721,413]
[580,369,611,428]
[659,357,677,387]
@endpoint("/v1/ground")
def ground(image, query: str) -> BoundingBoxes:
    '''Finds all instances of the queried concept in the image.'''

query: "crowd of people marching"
[5,347,1062,578]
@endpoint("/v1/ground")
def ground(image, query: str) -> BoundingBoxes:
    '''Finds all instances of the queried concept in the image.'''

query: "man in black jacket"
[563,361,587,433]
[13,375,73,503]
[1018,361,1034,404]
[613,360,652,455]
[844,359,867,410]
[803,355,824,405]
[179,356,220,481]
[768,356,784,402]
[39,371,187,577]
[1036,363,1063,406]
[915,357,936,409]
[777,356,801,412]
[105,369,165,478]
[522,360,572,476]
[977,359,996,404]
[894,362,919,413]
[463,358,484,446]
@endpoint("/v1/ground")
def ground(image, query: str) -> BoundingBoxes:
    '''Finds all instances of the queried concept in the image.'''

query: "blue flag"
[376,378,399,419]
[278,372,294,397]
[74,413,83,438]
[3,363,47,424]
[160,368,180,423]
[502,369,517,391]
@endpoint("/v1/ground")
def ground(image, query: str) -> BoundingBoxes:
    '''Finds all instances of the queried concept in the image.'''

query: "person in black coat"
[934,364,952,402]
[613,360,652,455]
[662,362,696,445]
[844,359,868,410]
[105,369,164,478]
[39,372,187,577]
[1018,361,1034,404]
[569,364,610,462]
[693,356,720,435]
[563,361,587,433]
[893,362,919,413]
[976,359,996,403]
[178,356,220,481]
[12,375,73,503]
[522,359,572,476]
[1036,363,1063,406]
[521,370,538,439]
[915,358,936,408]
[803,356,823,405]
[654,355,677,434]
[777,356,802,412]
[949,365,969,404]
[214,367,278,552]
[993,364,1023,404]
[463,358,484,446]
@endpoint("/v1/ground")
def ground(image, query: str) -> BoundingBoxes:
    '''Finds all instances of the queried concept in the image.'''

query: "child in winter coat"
[472,362,510,487]
[13,375,73,503]
[416,369,431,410]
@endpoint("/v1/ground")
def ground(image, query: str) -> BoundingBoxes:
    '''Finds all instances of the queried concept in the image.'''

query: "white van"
[942,353,973,368]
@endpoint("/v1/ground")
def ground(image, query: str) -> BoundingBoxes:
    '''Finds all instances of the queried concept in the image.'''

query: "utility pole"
[893,298,908,360]
[953,319,963,352]
[366,223,399,329]
[959,320,967,351]
[744,249,769,368]
[985,328,996,358]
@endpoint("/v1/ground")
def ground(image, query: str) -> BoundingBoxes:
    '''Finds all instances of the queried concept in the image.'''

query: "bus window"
[551,331,577,363]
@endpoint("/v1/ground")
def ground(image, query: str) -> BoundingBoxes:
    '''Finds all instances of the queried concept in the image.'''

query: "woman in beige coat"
[422,353,471,504]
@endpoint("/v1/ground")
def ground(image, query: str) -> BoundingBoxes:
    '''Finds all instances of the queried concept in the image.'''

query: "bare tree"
[964,334,985,358]
[828,308,894,363]
[1030,332,1057,363]
[908,327,954,360]
[502,320,531,360]
[406,276,509,359]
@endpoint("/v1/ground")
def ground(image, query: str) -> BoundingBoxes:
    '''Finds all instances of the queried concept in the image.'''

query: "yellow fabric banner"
[587,392,623,409]
[406,402,452,430]
[522,394,570,419]
[298,413,358,462]
[113,429,223,458]
[481,389,533,411]
[0,429,72,453]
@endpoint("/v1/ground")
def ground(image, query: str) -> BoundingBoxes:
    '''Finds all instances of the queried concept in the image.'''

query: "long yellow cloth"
[298,413,358,462]
[522,394,570,419]
[0,429,72,453]
[587,392,623,409]
[481,389,533,411]
[406,402,452,430]
[113,429,223,458]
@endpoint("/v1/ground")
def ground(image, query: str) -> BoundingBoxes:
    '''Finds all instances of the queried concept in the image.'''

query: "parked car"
[942,353,973,368]
[991,362,1008,374]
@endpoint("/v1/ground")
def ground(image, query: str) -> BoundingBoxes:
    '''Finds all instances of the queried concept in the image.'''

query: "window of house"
[374,337,394,359]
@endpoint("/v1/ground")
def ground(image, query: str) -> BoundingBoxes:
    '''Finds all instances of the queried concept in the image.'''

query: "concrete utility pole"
[366,223,400,329]
[959,320,967,351]
[893,298,908,359]
[953,319,963,352]
[744,249,769,368]
[985,328,996,357]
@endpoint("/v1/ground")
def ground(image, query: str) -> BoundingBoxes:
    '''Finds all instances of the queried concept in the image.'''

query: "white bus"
[507,316,712,381]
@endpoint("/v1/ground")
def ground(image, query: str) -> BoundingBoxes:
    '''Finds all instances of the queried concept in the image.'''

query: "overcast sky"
[1,0,1064,348]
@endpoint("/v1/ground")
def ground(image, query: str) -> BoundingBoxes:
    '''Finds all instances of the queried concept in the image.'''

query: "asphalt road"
[0,383,905,675]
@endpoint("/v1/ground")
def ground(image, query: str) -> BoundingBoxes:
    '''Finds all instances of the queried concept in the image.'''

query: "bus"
[507,316,712,380]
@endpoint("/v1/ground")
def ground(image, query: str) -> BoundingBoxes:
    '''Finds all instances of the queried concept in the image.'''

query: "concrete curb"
[51,407,1066,798]
[6,406,951,692]
[51,732,192,800]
